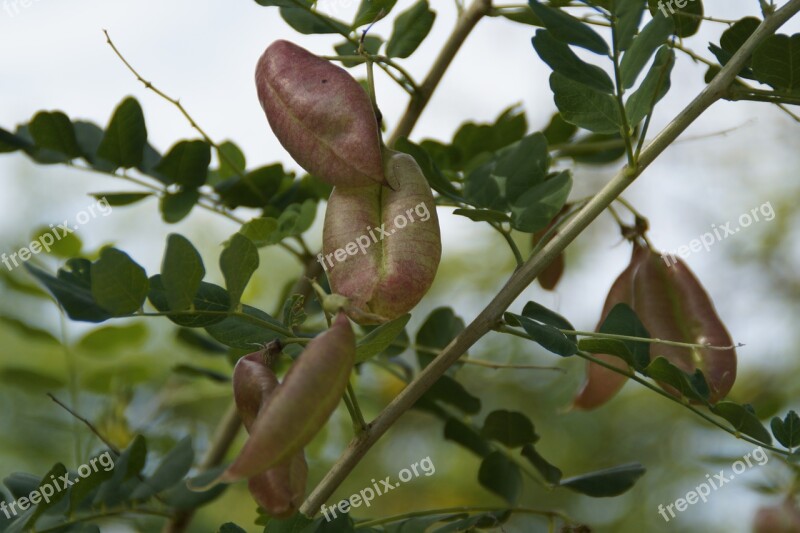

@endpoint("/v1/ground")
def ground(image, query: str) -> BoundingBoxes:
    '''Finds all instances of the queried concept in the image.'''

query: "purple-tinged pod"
[256,40,386,188]
[322,150,441,323]
[223,313,356,481]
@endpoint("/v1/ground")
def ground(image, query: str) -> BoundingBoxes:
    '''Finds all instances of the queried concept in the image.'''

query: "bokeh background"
[1,0,799,531]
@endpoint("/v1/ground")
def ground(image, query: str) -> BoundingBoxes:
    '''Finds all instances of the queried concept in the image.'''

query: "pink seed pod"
[322,150,441,323]
[255,40,387,188]
[223,313,356,481]
[232,349,308,518]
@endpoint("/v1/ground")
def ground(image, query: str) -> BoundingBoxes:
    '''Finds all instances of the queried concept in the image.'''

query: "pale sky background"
[1,0,799,530]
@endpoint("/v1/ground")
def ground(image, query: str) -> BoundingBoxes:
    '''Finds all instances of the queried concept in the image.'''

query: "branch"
[387,0,493,146]
[299,0,800,516]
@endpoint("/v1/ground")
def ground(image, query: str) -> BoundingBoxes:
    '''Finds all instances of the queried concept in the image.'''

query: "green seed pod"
[232,350,308,518]
[222,313,356,481]
[322,150,441,323]
[632,248,736,403]
[573,244,648,409]
[256,40,386,188]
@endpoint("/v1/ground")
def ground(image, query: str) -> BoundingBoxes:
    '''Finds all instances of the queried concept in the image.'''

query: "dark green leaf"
[419,375,481,414]
[215,140,247,182]
[444,417,493,458]
[620,14,674,88]
[280,6,350,35]
[160,188,200,223]
[645,357,710,403]
[154,140,211,188]
[26,261,111,323]
[521,444,562,484]
[215,164,285,208]
[478,452,522,504]
[648,0,703,37]
[626,46,675,126]
[532,30,614,94]
[91,192,154,206]
[161,234,205,311]
[550,73,621,133]
[205,304,284,349]
[752,33,800,93]
[353,0,397,27]
[394,138,461,200]
[220,233,259,309]
[614,0,645,51]
[711,401,772,444]
[96,97,147,169]
[481,410,537,448]
[528,0,609,54]
[0,126,32,153]
[28,111,82,161]
[505,301,577,356]
[495,133,550,200]
[91,247,149,316]
[386,0,436,58]
[334,36,384,67]
[597,303,650,370]
[148,276,230,327]
[452,208,510,224]
[24,463,69,528]
[543,113,577,145]
[771,411,800,449]
[560,463,645,497]
[161,465,226,510]
[130,437,194,500]
[356,314,411,363]
[262,513,314,532]
[509,171,572,234]
[416,307,465,369]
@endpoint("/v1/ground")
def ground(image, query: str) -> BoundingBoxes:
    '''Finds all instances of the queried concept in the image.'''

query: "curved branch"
[300,0,800,516]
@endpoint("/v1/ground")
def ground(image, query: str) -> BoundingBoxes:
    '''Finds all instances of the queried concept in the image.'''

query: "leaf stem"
[354,505,573,529]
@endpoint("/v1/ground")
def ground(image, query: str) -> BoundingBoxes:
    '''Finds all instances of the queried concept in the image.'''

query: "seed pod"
[753,499,800,533]
[255,40,387,188]
[573,244,648,409]
[322,150,441,323]
[222,313,356,481]
[232,350,308,518]
[632,248,736,403]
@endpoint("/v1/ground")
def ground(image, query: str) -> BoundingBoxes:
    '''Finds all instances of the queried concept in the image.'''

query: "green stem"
[355,506,573,529]
[346,383,368,433]
[38,508,172,532]
[576,350,789,456]
[496,324,738,352]
[610,16,636,166]
[137,310,292,337]
[492,223,524,267]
